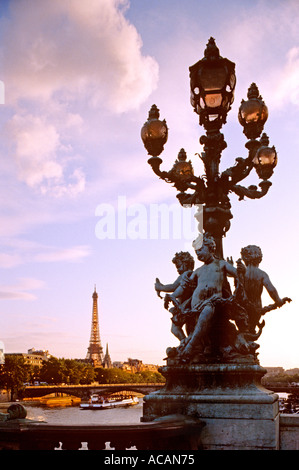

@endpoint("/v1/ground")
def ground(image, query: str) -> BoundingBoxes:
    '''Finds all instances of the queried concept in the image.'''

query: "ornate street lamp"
[189,37,236,131]
[140,39,292,440]
[141,37,278,258]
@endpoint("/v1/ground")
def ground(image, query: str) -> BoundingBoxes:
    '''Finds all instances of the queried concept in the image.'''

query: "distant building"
[113,358,160,373]
[8,349,50,368]
[85,286,104,367]
[264,367,285,377]
[127,358,143,373]
[143,363,161,372]
[27,348,50,358]
[102,344,112,369]
[84,287,161,372]
[285,368,299,376]
[85,286,115,368]
[112,361,124,369]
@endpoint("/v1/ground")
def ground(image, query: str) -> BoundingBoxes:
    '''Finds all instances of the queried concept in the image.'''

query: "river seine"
[22,393,292,424]
[23,398,143,425]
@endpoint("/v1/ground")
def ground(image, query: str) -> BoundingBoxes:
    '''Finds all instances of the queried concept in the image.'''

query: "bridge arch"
[22,383,164,400]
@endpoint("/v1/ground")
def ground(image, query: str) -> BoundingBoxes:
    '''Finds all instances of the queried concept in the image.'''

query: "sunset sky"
[0,0,298,369]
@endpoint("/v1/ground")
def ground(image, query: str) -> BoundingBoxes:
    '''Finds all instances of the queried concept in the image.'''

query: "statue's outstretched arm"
[262,272,283,305]
[223,260,238,279]
[158,279,181,292]
[155,277,181,297]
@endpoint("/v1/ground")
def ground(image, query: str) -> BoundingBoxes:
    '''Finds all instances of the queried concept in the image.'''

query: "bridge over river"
[22,383,298,400]
[23,383,164,400]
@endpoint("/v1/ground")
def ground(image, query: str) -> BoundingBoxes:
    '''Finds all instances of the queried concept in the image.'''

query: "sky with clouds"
[0,0,298,369]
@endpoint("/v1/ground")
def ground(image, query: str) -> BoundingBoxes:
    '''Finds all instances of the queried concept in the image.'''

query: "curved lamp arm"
[231,180,272,201]
[147,156,168,179]
[221,157,254,186]
[148,155,206,201]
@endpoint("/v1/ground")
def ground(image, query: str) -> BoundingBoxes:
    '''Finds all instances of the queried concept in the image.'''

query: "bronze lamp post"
[140,40,292,438]
[141,38,277,258]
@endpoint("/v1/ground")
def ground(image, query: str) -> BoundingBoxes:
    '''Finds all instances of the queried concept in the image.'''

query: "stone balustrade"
[279,414,299,450]
[0,415,205,450]
[1,406,298,450]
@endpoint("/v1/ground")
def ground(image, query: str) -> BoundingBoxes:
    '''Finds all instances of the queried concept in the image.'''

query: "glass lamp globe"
[141,105,168,157]
[253,133,277,180]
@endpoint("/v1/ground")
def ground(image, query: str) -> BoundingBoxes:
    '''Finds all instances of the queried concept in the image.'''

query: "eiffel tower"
[86,286,103,367]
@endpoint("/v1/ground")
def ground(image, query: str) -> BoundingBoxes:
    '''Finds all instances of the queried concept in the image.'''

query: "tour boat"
[40,395,81,407]
[80,394,139,410]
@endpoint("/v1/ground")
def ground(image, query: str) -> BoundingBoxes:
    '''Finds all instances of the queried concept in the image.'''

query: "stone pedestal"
[142,363,279,450]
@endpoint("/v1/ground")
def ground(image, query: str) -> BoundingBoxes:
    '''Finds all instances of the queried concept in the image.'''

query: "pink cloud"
[1,0,158,196]
[3,0,159,112]
[0,277,45,301]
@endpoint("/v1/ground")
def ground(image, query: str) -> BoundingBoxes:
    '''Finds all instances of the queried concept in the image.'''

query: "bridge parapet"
[0,415,204,450]
[22,383,164,400]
